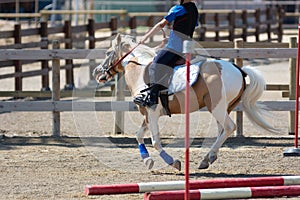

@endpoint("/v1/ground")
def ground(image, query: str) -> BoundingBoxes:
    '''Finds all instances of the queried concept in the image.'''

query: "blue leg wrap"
[139,144,149,159]
[160,150,174,165]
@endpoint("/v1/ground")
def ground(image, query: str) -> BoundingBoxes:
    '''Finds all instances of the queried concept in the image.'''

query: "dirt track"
[1,135,300,200]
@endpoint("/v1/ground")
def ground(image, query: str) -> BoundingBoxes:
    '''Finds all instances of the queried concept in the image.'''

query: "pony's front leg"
[148,108,181,171]
[136,119,154,170]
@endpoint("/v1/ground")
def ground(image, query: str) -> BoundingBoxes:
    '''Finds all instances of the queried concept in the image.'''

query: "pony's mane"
[121,35,156,61]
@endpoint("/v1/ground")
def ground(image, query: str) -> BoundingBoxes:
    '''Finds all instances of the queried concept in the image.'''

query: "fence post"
[255,9,261,42]
[277,6,284,43]
[289,37,297,135]
[114,73,125,134]
[266,7,271,42]
[110,17,118,36]
[228,12,236,41]
[147,16,154,43]
[14,0,20,22]
[129,16,137,40]
[199,13,206,41]
[52,40,60,137]
[109,16,124,134]
[234,39,244,137]
[88,18,97,84]
[34,0,39,25]
[40,21,50,91]
[64,20,74,90]
[214,13,219,41]
[14,24,22,92]
[242,10,248,41]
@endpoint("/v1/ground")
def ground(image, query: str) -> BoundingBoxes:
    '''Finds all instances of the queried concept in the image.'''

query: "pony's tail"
[241,66,278,132]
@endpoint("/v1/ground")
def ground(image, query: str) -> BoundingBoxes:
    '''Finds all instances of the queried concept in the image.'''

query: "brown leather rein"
[104,42,141,76]
[104,29,166,77]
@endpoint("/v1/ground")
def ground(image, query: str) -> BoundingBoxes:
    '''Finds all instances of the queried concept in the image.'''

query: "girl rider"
[134,0,199,107]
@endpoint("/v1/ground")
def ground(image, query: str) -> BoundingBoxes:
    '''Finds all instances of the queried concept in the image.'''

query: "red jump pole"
[85,176,300,195]
[284,22,300,156]
[144,185,300,200]
[183,40,193,200]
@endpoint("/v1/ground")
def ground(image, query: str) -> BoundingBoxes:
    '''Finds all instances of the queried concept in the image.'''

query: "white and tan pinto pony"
[93,34,276,170]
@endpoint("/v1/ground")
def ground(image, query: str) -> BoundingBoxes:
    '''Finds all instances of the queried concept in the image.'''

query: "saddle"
[160,59,204,117]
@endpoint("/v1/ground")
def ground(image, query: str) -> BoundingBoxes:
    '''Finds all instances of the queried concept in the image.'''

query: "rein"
[105,42,141,75]
[105,29,167,75]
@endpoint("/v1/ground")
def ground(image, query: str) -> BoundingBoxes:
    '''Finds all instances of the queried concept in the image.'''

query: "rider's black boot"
[133,84,163,107]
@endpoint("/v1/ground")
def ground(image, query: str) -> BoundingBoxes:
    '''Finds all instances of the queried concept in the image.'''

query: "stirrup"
[133,93,158,107]
[133,90,159,107]
[133,93,149,107]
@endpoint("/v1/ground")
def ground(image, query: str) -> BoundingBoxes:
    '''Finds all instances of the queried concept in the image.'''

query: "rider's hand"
[139,39,145,44]
[139,36,147,44]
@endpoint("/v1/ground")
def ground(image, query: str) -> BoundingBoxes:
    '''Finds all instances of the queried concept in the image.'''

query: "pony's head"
[93,34,136,83]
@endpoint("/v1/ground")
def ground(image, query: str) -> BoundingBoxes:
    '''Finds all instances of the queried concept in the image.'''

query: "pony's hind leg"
[199,91,236,169]
[136,119,154,170]
[198,62,237,169]
[198,115,236,169]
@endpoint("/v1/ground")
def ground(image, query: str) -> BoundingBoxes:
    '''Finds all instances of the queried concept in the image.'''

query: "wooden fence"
[0,7,287,95]
[38,7,285,42]
[198,7,284,42]
[0,12,167,93]
[0,42,297,136]
[0,17,114,92]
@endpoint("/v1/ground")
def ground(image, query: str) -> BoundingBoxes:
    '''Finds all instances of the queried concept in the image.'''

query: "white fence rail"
[0,48,297,60]
[0,100,296,112]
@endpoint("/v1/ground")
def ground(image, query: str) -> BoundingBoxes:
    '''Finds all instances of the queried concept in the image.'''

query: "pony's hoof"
[198,161,209,169]
[209,154,217,164]
[172,160,181,171]
[144,157,154,170]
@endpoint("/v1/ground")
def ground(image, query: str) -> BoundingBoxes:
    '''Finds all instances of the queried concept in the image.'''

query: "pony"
[93,34,276,170]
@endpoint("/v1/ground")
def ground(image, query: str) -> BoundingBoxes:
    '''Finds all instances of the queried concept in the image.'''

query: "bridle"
[104,42,141,77]
[100,29,166,80]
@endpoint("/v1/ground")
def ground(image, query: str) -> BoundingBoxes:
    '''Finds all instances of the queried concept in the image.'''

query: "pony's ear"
[116,33,122,44]
[111,33,121,48]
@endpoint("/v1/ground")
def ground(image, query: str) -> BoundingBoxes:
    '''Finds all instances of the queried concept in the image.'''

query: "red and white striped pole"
[284,22,300,156]
[85,176,300,195]
[183,40,193,200]
[144,185,300,200]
